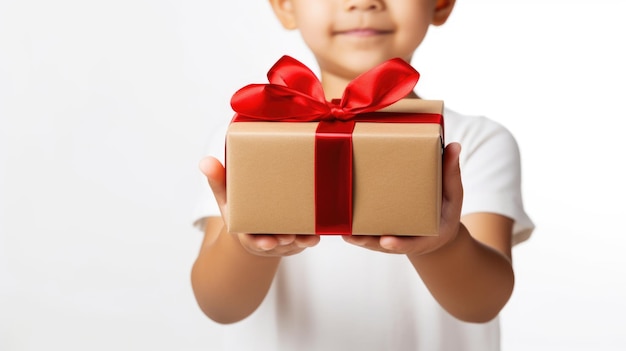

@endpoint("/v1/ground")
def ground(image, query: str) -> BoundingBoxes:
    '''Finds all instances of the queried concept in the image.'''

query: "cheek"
[297,29,327,56]
[293,4,332,44]
[397,15,431,50]
[296,20,331,54]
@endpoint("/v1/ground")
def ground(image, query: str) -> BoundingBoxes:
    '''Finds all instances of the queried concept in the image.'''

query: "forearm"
[191,219,281,324]
[408,224,514,323]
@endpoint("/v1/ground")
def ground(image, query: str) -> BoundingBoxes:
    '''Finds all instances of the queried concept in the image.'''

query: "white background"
[1,0,625,350]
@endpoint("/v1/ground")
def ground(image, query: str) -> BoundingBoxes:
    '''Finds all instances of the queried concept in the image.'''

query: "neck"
[320,71,352,101]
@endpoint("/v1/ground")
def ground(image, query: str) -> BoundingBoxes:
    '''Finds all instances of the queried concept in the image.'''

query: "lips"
[334,28,393,37]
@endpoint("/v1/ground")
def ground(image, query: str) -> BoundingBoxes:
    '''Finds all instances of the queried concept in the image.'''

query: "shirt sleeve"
[455,116,534,245]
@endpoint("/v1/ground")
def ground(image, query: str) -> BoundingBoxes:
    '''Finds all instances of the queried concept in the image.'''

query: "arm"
[408,213,514,323]
[191,217,281,324]
[344,143,514,323]
[191,157,319,324]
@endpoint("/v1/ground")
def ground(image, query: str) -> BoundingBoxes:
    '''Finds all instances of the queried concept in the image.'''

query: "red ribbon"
[230,55,441,234]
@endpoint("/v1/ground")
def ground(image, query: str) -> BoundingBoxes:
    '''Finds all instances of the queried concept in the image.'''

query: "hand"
[343,142,463,256]
[237,233,320,257]
[199,156,320,257]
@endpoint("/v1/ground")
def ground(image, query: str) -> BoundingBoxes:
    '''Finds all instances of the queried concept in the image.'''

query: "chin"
[347,55,408,75]
[316,53,411,82]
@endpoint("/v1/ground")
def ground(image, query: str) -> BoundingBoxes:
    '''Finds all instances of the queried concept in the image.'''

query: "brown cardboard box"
[225,98,443,236]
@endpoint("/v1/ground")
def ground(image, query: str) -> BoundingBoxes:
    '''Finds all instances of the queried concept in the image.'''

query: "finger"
[379,235,428,254]
[294,235,321,248]
[239,234,279,251]
[342,235,379,249]
[276,234,296,246]
[199,156,228,219]
[239,234,313,257]
[379,235,410,252]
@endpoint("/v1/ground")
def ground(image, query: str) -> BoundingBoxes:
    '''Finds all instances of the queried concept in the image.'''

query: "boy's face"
[271,0,454,81]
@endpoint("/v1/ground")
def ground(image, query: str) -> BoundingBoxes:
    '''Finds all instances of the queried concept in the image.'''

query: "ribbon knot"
[328,104,351,121]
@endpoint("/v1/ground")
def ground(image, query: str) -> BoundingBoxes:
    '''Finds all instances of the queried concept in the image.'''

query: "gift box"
[224,56,444,236]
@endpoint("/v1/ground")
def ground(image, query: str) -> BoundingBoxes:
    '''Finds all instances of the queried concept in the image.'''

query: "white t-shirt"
[192,108,534,351]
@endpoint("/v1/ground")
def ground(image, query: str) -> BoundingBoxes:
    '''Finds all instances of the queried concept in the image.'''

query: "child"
[191,0,534,350]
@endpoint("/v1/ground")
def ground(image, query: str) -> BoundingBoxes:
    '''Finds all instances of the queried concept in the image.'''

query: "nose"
[344,0,384,11]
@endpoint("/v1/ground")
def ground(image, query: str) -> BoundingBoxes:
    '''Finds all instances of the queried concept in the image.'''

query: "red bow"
[230,55,420,122]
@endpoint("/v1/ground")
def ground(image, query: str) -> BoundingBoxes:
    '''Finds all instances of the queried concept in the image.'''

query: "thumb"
[442,142,463,219]
[199,156,228,221]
